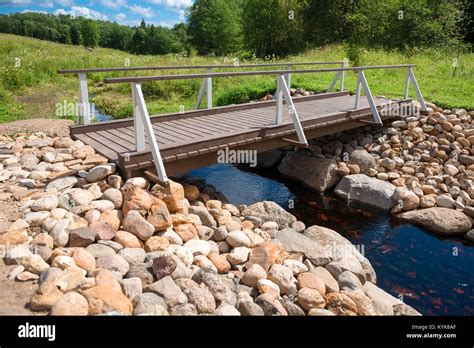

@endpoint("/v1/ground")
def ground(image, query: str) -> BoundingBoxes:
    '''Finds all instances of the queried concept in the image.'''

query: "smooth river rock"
[397,207,472,235]
[278,151,340,193]
[334,174,396,211]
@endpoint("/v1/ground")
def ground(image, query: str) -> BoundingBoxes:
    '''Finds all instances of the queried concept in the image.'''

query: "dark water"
[189,164,474,316]
[93,111,113,122]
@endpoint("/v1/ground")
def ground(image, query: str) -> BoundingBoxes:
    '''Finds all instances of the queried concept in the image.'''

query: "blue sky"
[0,0,194,27]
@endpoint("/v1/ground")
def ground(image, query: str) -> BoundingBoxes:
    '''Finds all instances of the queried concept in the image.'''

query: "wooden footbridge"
[58,62,427,184]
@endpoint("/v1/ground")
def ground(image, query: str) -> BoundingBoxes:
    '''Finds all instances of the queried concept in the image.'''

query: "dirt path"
[0,261,38,315]
[0,118,73,137]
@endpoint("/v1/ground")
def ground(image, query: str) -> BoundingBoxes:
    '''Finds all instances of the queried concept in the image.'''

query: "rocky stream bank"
[0,129,420,316]
[259,101,474,240]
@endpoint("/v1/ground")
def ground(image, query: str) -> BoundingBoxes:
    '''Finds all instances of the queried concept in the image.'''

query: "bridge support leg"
[78,73,90,125]
[404,67,427,112]
[131,83,169,185]
[354,70,382,125]
[277,75,308,146]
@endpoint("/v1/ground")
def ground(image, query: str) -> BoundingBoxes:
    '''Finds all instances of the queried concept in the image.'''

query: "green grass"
[0,33,473,123]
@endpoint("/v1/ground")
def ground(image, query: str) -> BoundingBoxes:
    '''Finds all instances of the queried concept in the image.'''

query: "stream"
[188,163,474,315]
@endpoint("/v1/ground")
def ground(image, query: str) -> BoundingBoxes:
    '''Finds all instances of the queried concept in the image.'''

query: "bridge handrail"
[65,60,350,125]
[103,64,417,83]
[57,61,347,74]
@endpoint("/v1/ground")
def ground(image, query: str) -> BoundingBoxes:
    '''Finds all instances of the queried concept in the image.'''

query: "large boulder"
[274,228,331,266]
[397,208,472,235]
[348,149,376,172]
[303,225,364,262]
[150,180,185,213]
[362,281,420,316]
[334,174,396,211]
[257,149,284,168]
[242,201,296,229]
[278,151,340,193]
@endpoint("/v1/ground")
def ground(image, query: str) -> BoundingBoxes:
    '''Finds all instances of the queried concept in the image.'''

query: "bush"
[216,82,274,106]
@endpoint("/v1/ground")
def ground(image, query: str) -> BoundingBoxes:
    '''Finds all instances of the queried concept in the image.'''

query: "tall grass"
[0,33,472,122]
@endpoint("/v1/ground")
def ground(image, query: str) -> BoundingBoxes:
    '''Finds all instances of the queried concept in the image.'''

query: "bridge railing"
[58,60,348,125]
[103,64,426,184]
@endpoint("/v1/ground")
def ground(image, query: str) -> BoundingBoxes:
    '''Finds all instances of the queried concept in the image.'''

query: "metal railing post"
[354,71,362,109]
[78,73,90,125]
[132,83,169,185]
[132,83,145,152]
[286,65,292,89]
[278,75,308,146]
[358,70,382,125]
[406,67,427,112]
[328,70,342,92]
[275,75,283,124]
[195,76,207,110]
[206,67,212,109]
[404,69,410,100]
[340,62,345,91]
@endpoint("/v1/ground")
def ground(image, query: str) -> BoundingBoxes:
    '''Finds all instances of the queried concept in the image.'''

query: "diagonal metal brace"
[131,83,169,185]
[353,70,382,125]
[276,75,308,146]
[404,67,427,112]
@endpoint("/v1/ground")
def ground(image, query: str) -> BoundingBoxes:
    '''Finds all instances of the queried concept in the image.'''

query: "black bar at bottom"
[0,316,471,346]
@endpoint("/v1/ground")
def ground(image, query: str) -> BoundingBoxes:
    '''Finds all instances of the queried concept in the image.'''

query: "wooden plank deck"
[70,92,400,178]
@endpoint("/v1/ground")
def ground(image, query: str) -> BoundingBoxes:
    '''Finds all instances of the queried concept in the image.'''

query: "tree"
[188,0,242,55]
[302,0,354,46]
[81,19,100,48]
[130,27,147,54]
[70,23,82,45]
[241,0,306,58]
[58,24,72,44]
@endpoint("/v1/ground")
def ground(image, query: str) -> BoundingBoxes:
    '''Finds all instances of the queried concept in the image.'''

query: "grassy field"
[0,33,473,123]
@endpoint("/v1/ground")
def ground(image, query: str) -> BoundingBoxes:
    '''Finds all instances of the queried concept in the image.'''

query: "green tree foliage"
[70,23,82,45]
[188,0,242,55]
[0,13,185,55]
[0,1,470,58]
[241,0,306,58]
[81,19,100,48]
[344,0,467,51]
[302,0,354,46]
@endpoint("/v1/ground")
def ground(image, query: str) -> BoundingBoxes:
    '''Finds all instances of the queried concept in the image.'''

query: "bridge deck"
[70,92,399,178]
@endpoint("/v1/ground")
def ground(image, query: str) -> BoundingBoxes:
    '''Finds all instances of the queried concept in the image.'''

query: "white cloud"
[0,0,31,5]
[125,4,154,18]
[159,20,179,28]
[53,6,108,20]
[38,0,54,7]
[27,0,73,7]
[56,0,73,6]
[100,0,126,10]
[115,12,126,21]
[21,9,47,14]
[147,0,191,9]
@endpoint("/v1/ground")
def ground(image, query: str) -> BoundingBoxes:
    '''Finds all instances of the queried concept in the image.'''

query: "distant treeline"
[0,0,472,57]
